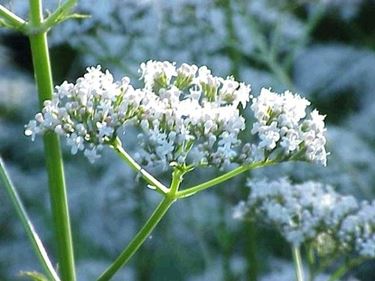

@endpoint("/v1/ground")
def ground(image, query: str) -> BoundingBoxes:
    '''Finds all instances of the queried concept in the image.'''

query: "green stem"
[306,246,316,281]
[245,222,258,281]
[292,246,305,281]
[0,158,61,281]
[97,169,183,281]
[176,161,274,198]
[28,1,76,281]
[0,5,26,31]
[111,138,169,194]
[96,196,175,281]
[327,257,365,281]
[39,0,77,33]
[169,168,186,195]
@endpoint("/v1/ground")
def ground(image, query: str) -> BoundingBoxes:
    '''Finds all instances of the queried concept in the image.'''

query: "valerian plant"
[0,1,333,281]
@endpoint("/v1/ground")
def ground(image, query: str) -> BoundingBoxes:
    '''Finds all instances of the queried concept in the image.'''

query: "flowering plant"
[2,1,369,281]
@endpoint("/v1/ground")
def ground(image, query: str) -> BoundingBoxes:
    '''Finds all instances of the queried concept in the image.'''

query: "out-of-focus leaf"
[20,271,50,281]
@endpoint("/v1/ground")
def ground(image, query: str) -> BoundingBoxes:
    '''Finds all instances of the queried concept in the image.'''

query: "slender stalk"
[0,158,61,281]
[111,138,169,194]
[40,0,77,33]
[176,161,274,198]
[245,222,258,281]
[169,168,185,195]
[28,1,76,280]
[327,257,365,281]
[307,246,316,281]
[0,5,26,30]
[97,170,183,281]
[96,196,175,281]
[292,246,305,281]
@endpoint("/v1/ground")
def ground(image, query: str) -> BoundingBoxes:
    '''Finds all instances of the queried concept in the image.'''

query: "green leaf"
[20,271,50,281]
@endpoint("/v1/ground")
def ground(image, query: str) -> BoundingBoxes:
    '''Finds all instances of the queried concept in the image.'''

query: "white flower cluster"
[25,61,327,170]
[249,88,327,166]
[135,61,251,169]
[234,178,375,258]
[25,66,142,162]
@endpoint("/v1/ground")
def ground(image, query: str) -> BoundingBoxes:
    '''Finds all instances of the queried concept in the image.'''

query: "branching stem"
[0,5,26,31]
[176,160,275,198]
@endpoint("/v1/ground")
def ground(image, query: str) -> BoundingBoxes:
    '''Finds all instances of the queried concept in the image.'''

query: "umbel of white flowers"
[25,61,327,169]
[234,178,375,258]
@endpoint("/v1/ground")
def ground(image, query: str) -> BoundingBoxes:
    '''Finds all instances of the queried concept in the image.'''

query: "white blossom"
[249,88,328,166]
[134,61,251,170]
[25,66,141,162]
[139,60,177,90]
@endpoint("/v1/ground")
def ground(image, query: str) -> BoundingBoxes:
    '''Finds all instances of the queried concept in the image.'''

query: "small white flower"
[24,120,40,141]
[67,133,85,155]
[84,146,101,163]
[140,60,177,90]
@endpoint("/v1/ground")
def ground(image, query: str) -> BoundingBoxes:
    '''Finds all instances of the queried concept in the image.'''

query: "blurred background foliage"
[0,0,375,280]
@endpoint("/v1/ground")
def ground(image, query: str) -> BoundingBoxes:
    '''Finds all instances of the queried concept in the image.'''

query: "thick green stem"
[0,158,61,281]
[111,138,169,194]
[96,196,175,281]
[176,161,274,198]
[292,246,305,281]
[28,1,76,281]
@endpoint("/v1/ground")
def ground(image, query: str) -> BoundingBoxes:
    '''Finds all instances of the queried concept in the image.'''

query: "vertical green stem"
[307,246,316,281]
[28,1,76,281]
[292,246,305,281]
[245,222,258,281]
